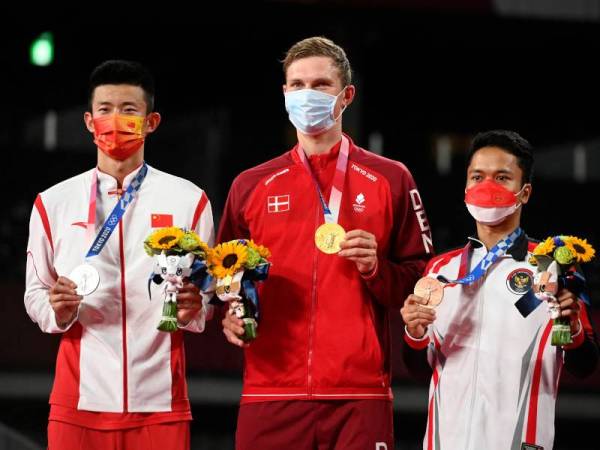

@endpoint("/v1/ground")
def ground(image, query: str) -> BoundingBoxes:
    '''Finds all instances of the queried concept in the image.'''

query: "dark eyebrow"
[311,77,334,84]
[288,77,335,85]
[96,101,140,107]
[468,168,514,176]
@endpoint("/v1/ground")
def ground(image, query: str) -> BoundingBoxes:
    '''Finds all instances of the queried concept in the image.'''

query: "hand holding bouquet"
[207,239,271,341]
[530,235,595,346]
[144,227,210,332]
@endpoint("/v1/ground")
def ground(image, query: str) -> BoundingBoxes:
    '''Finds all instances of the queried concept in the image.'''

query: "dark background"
[1,1,599,449]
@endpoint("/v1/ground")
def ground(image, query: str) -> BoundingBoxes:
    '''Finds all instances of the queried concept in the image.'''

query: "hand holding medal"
[402,228,526,339]
[49,276,84,329]
[401,282,439,339]
[299,136,352,256]
[399,277,444,339]
[62,163,148,329]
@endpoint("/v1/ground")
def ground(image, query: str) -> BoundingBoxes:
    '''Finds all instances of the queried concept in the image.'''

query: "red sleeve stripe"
[191,193,208,231]
[170,330,186,410]
[426,333,442,450]
[426,385,436,450]
[426,247,464,275]
[34,194,54,252]
[579,301,594,333]
[404,332,430,350]
[525,320,553,443]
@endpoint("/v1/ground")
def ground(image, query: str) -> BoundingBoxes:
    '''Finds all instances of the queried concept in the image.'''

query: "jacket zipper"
[465,275,486,449]
[307,204,320,398]
[118,211,129,412]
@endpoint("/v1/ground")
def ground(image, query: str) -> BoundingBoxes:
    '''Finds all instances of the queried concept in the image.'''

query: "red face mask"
[464,179,526,225]
[93,114,145,160]
[465,179,519,207]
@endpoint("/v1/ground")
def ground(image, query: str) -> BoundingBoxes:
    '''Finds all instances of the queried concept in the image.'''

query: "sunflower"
[148,227,184,250]
[208,240,248,278]
[532,237,555,256]
[563,237,596,263]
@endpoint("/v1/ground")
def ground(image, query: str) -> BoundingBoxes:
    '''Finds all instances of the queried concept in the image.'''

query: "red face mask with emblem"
[464,179,527,225]
[93,114,145,160]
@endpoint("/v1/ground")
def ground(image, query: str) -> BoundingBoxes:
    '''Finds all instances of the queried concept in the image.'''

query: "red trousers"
[236,400,394,450]
[47,420,190,450]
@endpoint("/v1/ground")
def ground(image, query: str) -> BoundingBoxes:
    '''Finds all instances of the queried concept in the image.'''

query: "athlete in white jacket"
[401,130,599,450]
[24,60,214,450]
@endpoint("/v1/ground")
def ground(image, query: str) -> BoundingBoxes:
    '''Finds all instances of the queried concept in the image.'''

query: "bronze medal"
[413,277,444,307]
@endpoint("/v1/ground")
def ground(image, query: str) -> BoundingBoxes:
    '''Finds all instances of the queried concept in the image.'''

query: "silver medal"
[69,263,100,296]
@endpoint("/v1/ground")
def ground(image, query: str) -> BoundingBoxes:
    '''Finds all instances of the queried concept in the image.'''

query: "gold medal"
[315,223,346,254]
[413,277,444,307]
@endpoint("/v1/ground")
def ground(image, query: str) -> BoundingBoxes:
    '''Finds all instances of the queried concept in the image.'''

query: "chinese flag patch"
[151,214,173,228]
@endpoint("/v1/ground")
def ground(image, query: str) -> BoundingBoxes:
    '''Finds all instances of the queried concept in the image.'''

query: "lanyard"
[296,135,349,224]
[85,163,148,259]
[439,228,523,286]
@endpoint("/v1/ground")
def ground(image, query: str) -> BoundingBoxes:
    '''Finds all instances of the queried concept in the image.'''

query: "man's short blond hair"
[283,36,352,86]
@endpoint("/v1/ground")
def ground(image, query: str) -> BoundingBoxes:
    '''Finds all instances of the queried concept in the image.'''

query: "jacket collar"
[467,229,529,262]
[290,133,355,165]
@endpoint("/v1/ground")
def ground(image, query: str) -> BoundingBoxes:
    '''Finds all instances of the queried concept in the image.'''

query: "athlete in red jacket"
[220,37,433,450]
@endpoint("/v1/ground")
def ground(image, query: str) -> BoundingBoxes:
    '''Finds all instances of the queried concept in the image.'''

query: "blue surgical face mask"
[284,88,347,135]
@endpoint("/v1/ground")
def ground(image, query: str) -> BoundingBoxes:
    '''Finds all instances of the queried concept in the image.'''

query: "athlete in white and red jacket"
[24,60,214,450]
[221,37,433,450]
[401,130,599,450]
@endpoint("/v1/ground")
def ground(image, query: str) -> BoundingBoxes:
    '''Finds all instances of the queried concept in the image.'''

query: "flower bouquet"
[207,239,271,341]
[529,235,595,346]
[144,227,210,332]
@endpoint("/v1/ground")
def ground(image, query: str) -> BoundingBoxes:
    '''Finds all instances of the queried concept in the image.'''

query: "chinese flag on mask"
[151,214,173,228]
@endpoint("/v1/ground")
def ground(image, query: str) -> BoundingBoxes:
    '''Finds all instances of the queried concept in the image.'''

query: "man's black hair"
[89,60,155,112]
[467,130,534,184]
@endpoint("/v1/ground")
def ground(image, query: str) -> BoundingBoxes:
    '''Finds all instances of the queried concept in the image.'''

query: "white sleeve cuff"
[404,325,428,341]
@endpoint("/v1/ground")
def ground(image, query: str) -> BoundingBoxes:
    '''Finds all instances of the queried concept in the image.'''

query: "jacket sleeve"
[563,300,600,378]
[362,168,433,308]
[402,326,433,380]
[400,257,446,379]
[24,194,77,333]
[179,191,216,333]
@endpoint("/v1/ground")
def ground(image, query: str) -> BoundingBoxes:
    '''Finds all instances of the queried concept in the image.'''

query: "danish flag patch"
[267,195,290,213]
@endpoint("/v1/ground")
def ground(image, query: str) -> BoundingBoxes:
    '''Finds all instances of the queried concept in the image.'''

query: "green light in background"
[30,32,54,67]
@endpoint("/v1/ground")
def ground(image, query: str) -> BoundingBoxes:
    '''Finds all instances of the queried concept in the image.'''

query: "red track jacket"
[218,135,433,403]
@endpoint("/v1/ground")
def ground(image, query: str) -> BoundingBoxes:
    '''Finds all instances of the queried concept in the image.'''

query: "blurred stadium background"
[1,1,599,449]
